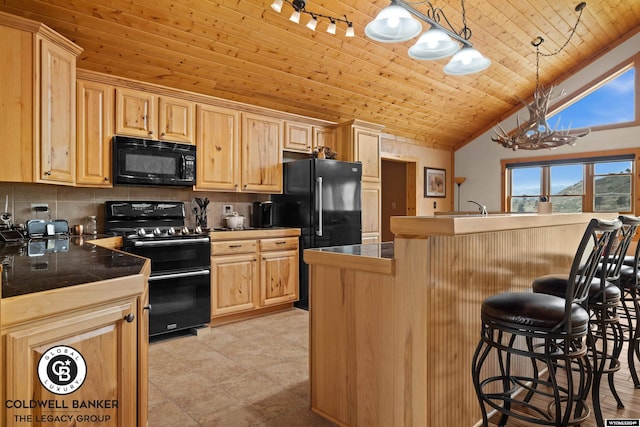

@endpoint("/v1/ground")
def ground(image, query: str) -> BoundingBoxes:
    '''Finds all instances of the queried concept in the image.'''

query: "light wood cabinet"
[195,104,240,191]
[210,240,259,317]
[3,298,139,426]
[284,121,312,153]
[241,113,283,193]
[76,80,113,187]
[335,120,384,242]
[260,237,299,306]
[210,230,299,324]
[0,13,81,184]
[115,87,194,144]
[313,126,335,151]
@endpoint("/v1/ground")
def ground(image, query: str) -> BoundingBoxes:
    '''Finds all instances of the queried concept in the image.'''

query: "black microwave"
[112,136,196,187]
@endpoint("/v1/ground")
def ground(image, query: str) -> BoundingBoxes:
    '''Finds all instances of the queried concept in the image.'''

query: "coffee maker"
[252,201,273,228]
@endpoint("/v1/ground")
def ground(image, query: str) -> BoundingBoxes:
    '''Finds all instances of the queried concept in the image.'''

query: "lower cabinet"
[2,298,139,427]
[210,232,299,324]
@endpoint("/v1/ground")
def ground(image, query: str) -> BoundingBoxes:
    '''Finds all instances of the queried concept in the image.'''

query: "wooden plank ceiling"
[2,0,639,151]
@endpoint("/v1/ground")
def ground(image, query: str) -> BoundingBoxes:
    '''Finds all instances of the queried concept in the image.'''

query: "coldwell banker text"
[5,400,117,424]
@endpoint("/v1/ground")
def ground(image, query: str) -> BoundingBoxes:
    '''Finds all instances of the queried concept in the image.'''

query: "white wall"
[454,32,640,212]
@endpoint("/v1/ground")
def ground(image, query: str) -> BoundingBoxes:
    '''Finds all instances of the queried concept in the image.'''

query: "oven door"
[148,269,211,336]
[125,237,210,273]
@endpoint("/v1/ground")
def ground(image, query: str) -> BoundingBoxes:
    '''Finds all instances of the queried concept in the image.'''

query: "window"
[548,56,639,132]
[506,157,634,214]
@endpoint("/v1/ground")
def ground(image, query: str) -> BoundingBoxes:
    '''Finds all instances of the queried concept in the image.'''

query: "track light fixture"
[270,0,354,37]
[365,0,490,75]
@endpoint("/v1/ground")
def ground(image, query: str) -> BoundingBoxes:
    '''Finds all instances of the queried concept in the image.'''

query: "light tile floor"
[148,308,338,426]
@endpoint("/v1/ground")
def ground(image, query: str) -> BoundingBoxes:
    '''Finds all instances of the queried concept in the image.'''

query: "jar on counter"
[85,215,97,235]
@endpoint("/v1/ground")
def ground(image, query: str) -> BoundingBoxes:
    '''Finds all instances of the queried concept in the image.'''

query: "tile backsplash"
[0,182,269,233]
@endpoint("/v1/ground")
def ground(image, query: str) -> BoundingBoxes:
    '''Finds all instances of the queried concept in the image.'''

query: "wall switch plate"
[223,205,233,215]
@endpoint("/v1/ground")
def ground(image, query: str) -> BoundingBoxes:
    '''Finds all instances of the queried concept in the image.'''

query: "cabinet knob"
[148,130,154,135]
[124,313,135,323]
[104,177,109,181]
[44,171,52,176]
[161,132,166,137]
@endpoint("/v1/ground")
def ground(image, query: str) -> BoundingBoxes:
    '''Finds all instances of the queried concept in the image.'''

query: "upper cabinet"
[241,113,283,193]
[115,88,194,144]
[196,104,240,191]
[335,120,384,183]
[76,80,113,187]
[313,126,335,151]
[0,12,82,185]
[283,121,312,153]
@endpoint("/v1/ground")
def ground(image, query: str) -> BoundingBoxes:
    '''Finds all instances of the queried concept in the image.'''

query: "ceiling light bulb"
[289,10,301,24]
[306,17,318,31]
[365,4,422,43]
[270,0,283,13]
[443,47,491,75]
[327,21,337,34]
[345,23,355,37]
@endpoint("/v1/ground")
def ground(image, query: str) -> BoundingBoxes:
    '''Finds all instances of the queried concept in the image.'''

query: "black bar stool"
[472,218,621,426]
[531,215,637,426]
[617,215,640,388]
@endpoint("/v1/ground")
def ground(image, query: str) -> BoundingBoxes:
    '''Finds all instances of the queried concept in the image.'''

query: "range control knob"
[153,227,163,236]
[181,226,190,235]
[136,228,147,237]
[194,226,202,234]
[167,227,176,235]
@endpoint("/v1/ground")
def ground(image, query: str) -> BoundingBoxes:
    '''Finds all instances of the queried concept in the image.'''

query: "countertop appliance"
[252,201,273,228]
[271,159,362,309]
[112,135,196,187]
[105,201,210,336]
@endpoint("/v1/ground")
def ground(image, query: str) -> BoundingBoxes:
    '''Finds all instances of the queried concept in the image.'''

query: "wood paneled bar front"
[304,213,615,427]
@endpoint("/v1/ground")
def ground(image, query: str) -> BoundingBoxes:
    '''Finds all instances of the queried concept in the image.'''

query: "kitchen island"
[304,213,614,427]
[0,237,150,427]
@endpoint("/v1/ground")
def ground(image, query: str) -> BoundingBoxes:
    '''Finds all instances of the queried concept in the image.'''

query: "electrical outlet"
[31,203,49,211]
[433,201,437,209]
[223,205,233,216]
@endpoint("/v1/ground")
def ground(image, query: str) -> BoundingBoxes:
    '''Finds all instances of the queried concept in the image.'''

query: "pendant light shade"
[289,10,301,23]
[306,16,318,31]
[365,4,422,42]
[443,47,491,75]
[408,26,461,60]
[271,0,283,13]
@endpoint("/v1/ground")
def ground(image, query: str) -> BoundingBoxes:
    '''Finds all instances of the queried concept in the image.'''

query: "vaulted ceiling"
[2,0,639,151]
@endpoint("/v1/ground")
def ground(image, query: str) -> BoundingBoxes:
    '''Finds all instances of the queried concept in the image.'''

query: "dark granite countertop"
[1,236,147,299]
[310,242,394,259]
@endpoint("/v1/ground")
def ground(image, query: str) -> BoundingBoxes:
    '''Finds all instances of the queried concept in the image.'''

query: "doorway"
[381,157,417,242]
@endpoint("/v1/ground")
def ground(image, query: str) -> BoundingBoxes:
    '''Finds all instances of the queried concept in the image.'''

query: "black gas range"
[105,201,211,337]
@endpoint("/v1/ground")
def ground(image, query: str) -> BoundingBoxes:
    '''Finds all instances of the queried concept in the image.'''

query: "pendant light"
[408,26,460,60]
[444,47,491,75]
[365,4,422,42]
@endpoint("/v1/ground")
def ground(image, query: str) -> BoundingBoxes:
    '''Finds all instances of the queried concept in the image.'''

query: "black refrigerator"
[272,159,362,309]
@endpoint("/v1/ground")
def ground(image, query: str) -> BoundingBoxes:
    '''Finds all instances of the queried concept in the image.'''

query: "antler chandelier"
[492,2,590,151]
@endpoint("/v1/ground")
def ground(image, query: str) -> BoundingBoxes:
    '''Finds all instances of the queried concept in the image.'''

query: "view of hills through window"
[510,160,633,213]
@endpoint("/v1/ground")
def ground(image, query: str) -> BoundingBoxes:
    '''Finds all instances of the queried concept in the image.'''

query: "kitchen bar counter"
[304,242,394,274]
[306,213,614,427]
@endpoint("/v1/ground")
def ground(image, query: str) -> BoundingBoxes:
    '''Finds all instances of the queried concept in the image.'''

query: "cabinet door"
[240,113,283,193]
[3,300,137,427]
[354,127,381,183]
[362,183,381,235]
[115,87,156,138]
[158,96,194,144]
[76,80,113,187]
[196,104,239,191]
[211,254,258,317]
[313,126,335,151]
[39,38,76,184]
[260,249,299,306]
[284,121,312,153]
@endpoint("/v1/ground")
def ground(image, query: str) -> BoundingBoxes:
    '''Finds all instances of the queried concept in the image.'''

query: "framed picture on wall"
[424,167,446,198]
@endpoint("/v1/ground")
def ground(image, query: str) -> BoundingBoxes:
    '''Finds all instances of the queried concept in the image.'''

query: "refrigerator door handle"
[316,176,323,236]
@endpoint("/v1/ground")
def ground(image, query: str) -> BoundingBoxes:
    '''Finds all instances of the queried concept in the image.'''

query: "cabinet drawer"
[211,240,257,255]
[260,237,298,252]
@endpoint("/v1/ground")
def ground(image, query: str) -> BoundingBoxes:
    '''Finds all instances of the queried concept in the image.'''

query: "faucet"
[468,200,488,216]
